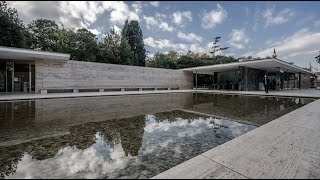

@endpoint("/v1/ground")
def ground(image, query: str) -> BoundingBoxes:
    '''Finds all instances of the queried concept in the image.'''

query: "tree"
[118,38,134,65]
[0,1,30,48]
[146,52,177,69]
[121,20,146,66]
[27,19,60,51]
[98,28,121,64]
[55,25,76,54]
[71,28,98,62]
[315,51,320,64]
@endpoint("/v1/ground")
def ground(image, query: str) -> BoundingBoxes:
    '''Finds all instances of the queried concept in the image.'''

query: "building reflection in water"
[0,93,315,179]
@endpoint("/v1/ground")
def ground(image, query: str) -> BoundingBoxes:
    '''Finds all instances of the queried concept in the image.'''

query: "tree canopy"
[146,51,238,69]
[0,1,30,48]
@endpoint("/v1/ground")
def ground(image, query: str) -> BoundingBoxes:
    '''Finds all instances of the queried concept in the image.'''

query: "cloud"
[7,1,140,30]
[6,133,135,179]
[172,11,192,26]
[228,29,250,49]
[143,37,211,54]
[150,1,159,7]
[88,28,101,35]
[249,28,320,67]
[143,15,174,32]
[131,1,143,14]
[201,4,227,29]
[263,8,295,27]
[177,31,203,42]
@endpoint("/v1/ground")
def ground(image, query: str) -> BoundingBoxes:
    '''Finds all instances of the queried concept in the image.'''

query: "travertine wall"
[35,60,193,93]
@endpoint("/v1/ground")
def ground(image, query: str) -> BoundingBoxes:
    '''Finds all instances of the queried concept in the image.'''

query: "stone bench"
[41,87,179,94]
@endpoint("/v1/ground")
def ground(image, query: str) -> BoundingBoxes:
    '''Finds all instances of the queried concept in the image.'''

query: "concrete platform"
[152,98,320,179]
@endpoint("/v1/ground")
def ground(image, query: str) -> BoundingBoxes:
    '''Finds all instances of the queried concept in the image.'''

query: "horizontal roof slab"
[0,46,70,61]
[182,58,312,75]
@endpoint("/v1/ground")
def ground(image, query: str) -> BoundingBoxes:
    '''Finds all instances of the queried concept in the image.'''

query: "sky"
[7,1,320,71]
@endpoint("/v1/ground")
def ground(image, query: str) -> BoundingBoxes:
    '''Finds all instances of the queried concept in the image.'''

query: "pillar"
[29,62,32,92]
[298,72,301,89]
[12,62,14,93]
[245,66,248,91]
[195,71,198,89]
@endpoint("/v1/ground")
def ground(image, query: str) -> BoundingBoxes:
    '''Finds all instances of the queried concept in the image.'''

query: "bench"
[41,87,180,94]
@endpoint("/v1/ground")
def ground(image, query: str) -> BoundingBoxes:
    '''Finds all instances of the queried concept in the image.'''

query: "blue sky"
[8,1,320,71]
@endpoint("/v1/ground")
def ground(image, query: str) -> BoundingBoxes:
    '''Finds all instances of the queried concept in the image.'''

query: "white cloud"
[88,28,101,35]
[263,8,295,27]
[6,133,135,179]
[249,28,320,67]
[113,25,122,35]
[7,1,140,30]
[172,11,192,26]
[131,1,142,14]
[150,1,159,7]
[201,4,227,29]
[228,29,250,49]
[144,37,185,49]
[177,31,203,42]
[159,22,174,32]
[143,37,210,54]
[143,15,174,32]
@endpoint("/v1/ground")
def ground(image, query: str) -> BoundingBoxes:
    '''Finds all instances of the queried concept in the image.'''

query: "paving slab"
[151,155,248,179]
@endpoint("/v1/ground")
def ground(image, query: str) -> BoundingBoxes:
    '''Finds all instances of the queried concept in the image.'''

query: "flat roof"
[182,58,312,75]
[0,46,70,61]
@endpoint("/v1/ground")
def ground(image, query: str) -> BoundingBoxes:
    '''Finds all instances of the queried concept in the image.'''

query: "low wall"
[35,60,193,93]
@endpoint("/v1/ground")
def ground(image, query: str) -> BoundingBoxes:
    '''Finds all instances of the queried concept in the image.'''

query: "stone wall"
[35,60,193,93]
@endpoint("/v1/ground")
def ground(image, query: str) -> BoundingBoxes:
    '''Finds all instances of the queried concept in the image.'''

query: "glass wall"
[0,60,35,93]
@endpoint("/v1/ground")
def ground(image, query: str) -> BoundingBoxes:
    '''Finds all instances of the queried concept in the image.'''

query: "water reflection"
[0,93,315,179]
[188,93,315,126]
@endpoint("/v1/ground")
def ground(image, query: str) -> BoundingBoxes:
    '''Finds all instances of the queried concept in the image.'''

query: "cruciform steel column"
[29,62,32,92]
[195,71,198,89]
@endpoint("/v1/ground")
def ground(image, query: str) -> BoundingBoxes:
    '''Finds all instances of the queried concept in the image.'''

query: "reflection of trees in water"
[153,110,208,123]
[0,114,146,178]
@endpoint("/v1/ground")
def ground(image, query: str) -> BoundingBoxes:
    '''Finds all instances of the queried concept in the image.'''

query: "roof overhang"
[182,58,312,75]
[0,46,70,62]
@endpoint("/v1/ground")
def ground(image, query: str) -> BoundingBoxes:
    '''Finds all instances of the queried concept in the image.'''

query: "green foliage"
[27,19,60,51]
[118,38,134,65]
[71,28,98,62]
[147,52,178,69]
[121,20,146,66]
[97,28,121,64]
[0,1,29,48]
[146,51,238,69]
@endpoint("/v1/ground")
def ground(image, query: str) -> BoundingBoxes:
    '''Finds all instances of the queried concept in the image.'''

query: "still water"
[0,93,315,179]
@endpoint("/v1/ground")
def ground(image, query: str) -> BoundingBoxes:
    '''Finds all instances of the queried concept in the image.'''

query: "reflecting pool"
[0,93,315,179]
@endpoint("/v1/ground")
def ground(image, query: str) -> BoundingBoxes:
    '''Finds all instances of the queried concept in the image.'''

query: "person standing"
[264,75,270,94]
